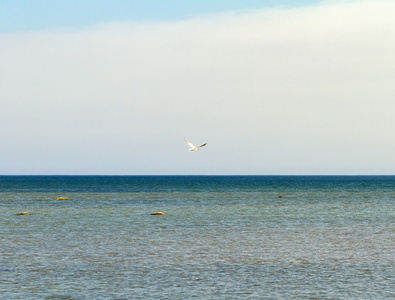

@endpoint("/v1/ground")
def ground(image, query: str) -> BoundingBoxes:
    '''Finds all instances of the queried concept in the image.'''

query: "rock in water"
[151,212,166,215]
[16,212,31,215]
[54,197,70,200]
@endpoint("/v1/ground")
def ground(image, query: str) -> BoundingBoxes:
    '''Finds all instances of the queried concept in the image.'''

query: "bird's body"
[184,139,207,151]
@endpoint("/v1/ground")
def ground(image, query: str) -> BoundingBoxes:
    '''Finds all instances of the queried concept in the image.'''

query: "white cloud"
[1,0,394,174]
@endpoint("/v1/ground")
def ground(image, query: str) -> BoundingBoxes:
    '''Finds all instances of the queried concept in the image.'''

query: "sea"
[0,175,394,299]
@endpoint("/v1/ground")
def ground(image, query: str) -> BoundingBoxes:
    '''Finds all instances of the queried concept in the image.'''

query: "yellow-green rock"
[151,212,166,215]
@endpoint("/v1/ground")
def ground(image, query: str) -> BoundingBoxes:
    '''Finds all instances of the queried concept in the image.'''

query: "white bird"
[184,139,207,151]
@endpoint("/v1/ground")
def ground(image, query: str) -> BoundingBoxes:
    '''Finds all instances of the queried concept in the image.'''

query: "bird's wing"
[184,139,196,149]
[198,143,207,148]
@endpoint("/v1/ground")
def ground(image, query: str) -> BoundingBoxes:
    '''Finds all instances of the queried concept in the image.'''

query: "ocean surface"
[0,176,394,299]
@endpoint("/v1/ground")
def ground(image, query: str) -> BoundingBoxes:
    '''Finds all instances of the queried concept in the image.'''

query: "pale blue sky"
[2,0,321,32]
[1,0,394,175]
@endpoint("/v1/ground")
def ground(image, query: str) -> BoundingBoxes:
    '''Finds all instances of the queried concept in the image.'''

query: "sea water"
[0,176,394,299]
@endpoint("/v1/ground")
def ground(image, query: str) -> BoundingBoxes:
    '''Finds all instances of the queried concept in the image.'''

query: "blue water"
[1,176,394,299]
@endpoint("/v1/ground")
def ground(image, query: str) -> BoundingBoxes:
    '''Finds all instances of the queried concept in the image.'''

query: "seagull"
[184,139,207,151]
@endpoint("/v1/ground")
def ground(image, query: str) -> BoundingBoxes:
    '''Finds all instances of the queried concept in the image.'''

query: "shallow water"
[1,176,394,299]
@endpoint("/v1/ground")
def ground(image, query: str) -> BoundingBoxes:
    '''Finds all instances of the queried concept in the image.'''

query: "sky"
[1,0,394,175]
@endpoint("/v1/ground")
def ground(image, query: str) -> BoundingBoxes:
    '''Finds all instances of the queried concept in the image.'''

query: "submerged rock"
[16,212,31,215]
[151,212,166,215]
[279,195,284,198]
[54,197,70,200]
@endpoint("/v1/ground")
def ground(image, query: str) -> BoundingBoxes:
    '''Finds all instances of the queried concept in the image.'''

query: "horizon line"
[1,174,394,177]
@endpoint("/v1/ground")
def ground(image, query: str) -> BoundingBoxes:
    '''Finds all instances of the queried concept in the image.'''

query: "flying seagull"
[184,139,207,151]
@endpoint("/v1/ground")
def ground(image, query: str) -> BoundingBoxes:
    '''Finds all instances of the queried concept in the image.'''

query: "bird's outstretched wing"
[198,143,207,148]
[184,139,196,150]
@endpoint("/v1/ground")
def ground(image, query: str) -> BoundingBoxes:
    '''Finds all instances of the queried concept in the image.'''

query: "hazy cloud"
[1,0,394,174]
